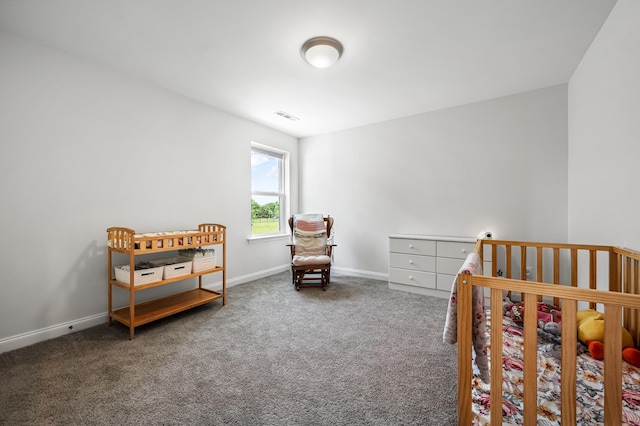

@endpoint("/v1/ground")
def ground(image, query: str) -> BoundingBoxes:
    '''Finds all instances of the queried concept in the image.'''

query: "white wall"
[9,0,635,350]
[568,0,640,250]
[0,33,297,350]
[299,85,569,277]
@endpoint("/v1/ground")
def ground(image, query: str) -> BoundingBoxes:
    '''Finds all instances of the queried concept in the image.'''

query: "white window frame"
[249,142,290,241]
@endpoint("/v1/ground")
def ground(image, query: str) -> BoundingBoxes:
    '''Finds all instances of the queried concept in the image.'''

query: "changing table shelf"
[111,288,222,328]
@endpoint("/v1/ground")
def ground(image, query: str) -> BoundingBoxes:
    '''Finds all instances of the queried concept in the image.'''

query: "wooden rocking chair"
[287,214,335,290]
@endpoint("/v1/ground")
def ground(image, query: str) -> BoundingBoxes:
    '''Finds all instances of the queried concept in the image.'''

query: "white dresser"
[388,234,491,298]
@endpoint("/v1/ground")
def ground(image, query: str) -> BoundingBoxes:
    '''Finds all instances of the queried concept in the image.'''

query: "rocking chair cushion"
[292,254,332,266]
[294,235,327,256]
[292,216,328,257]
[294,218,326,233]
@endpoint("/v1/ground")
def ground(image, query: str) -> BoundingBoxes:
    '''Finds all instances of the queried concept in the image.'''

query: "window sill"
[247,233,291,244]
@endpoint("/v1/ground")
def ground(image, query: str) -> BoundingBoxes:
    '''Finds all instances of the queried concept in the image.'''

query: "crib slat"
[490,288,504,425]
[589,250,597,310]
[537,246,543,281]
[604,305,622,425]
[631,259,640,343]
[523,293,538,425]
[553,248,560,306]
[492,244,498,277]
[538,246,544,302]
[520,246,527,281]
[571,249,578,287]
[560,299,577,424]
[504,244,513,299]
[623,256,631,335]
[553,248,560,284]
[457,274,473,426]
[611,249,621,292]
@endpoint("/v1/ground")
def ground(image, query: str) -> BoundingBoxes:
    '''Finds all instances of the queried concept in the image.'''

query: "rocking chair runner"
[287,214,335,290]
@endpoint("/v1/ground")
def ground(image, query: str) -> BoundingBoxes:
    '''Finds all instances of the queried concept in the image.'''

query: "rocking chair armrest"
[326,243,336,257]
[286,243,295,257]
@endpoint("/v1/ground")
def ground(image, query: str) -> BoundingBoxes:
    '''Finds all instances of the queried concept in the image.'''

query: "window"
[251,142,289,237]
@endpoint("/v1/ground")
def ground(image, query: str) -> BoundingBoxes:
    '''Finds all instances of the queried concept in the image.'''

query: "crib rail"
[457,239,640,425]
[478,239,640,338]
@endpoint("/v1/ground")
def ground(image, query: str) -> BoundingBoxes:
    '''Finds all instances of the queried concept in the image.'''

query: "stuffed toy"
[505,301,562,336]
[577,309,640,367]
[502,295,513,314]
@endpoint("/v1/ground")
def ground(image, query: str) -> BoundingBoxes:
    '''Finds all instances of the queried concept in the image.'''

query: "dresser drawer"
[436,241,475,260]
[437,257,466,275]
[390,268,436,289]
[390,253,436,272]
[389,238,436,256]
[436,273,456,292]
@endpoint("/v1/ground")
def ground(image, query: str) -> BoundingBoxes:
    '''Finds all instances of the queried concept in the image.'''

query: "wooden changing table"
[107,224,226,339]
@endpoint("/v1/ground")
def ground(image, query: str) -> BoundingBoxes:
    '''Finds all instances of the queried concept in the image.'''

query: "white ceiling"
[0,0,617,138]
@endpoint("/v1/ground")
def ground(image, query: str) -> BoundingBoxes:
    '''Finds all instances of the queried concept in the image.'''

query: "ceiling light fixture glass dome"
[301,36,343,68]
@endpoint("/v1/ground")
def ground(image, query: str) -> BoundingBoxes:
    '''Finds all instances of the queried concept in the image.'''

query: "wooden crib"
[456,239,640,425]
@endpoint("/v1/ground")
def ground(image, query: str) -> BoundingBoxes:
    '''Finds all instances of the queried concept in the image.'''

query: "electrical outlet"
[526,267,532,278]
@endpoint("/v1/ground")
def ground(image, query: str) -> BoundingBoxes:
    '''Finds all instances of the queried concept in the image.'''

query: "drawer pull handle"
[409,244,414,249]
[409,260,414,264]
[461,249,467,253]
[409,275,414,280]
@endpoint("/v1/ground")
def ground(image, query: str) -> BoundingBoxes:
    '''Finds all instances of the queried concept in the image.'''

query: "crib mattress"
[471,312,640,425]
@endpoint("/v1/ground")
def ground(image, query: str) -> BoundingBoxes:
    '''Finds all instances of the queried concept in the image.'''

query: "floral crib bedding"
[471,311,640,425]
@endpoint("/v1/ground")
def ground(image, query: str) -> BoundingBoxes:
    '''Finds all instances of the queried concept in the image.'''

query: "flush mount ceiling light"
[301,36,343,68]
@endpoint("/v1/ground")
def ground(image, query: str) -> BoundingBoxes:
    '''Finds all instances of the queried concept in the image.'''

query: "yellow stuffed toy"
[577,309,640,367]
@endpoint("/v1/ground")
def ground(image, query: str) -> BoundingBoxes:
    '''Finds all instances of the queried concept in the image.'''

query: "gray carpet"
[0,272,457,425]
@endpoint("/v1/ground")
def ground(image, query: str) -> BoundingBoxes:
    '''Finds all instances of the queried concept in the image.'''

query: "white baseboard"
[332,266,388,282]
[0,313,107,355]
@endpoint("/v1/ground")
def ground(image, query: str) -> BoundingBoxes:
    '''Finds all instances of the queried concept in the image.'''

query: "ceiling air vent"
[275,111,300,121]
